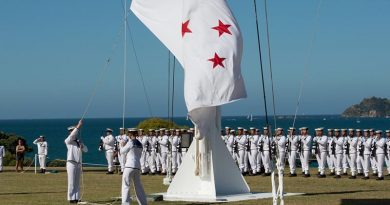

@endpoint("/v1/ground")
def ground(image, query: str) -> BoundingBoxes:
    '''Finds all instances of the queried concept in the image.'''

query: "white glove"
[100,136,104,140]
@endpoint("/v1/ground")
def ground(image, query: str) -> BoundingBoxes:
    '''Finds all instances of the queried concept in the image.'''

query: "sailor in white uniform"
[65,120,88,204]
[341,129,350,175]
[369,129,378,175]
[170,129,181,174]
[223,127,230,143]
[139,129,150,174]
[255,129,263,174]
[375,130,386,180]
[0,145,5,172]
[275,128,287,173]
[148,129,158,175]
[236,127,247,174]
[121,128,147,205]
[300,127,312,177]
[362,129,372,180]
[356,129,365,176]
[260,127,271,176]
[102,128,115,174]
[248,127,259,175]
[333,129,344,178]
[347,129,358,179]
[159,129,170,174]
[288,127,299,177]
[385,130,390,176]
[226,130,236,160]
[315,128,328,178]
[116,128,128,174]
[33,135,48,173]
[326,129,336,176]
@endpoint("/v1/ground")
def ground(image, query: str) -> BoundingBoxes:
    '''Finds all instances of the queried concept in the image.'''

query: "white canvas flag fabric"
[131,0,246,113]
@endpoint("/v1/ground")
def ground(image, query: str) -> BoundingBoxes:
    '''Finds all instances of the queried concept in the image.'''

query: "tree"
[0,131,33,166]
[136,118,189,131]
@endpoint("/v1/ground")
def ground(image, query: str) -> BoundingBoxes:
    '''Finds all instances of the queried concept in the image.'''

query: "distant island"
[342,97,390,118]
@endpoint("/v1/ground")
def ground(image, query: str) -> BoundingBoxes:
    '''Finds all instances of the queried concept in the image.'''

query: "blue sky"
[1,0,389,119]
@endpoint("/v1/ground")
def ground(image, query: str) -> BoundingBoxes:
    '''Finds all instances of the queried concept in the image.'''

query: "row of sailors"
[222,127,390,180]
[100,127,193,175]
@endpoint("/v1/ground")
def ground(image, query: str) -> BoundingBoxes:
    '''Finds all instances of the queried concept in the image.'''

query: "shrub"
[137,118,189,131]
[47,159,67,167]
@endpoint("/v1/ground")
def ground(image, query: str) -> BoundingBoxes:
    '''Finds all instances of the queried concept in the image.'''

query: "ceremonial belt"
[124,167,141,170]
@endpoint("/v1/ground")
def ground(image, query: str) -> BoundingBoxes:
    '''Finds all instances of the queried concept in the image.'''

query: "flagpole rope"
[120,0,154,118]
[291,0,323,128]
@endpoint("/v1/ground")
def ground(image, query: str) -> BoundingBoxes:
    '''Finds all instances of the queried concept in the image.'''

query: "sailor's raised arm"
[65,120,83,144]
[120,140,134,155]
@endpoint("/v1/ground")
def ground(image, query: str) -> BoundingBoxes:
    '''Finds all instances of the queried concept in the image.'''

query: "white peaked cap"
[375,130,382,134]
[67,126,76,131]
[355,129,361,132]
[230,130,235,133]
[249,127,255,130]
[334,129,340,132]
[263,127,268,130]
[225,127,230,129]
[315,128,323,131]
[348,128,354,131]
[106,128,113,132]
[385,130,389,133]
[289,127,296,130]
[276,128,283,131]
[300,127,308,130]
[328,129,334,132]
[237,127,243,130]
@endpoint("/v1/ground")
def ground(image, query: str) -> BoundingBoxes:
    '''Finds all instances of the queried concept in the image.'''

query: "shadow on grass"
[0,191,65,195]
[304,189,378,196]
[341,199,390,205]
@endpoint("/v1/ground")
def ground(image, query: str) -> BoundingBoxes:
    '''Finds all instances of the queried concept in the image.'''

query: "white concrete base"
[162,192,304,202]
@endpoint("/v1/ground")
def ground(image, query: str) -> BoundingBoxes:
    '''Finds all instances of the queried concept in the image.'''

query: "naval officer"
[288,127,299,177]
[116,128,128,174]
[121,128,147,205]
[33,135,48,173]
[333,129,344,178]
[362,129,372,179]
[275,128,287,173]
[375,130,386,180]
[102,128,115,174]
[300,127,312,177]
[315,128,327,178]
[385,130,390,176]
[65,120,88,203]
[347,129,358,179]
[248,127,260,175]
[260,127,271,176]
[236,127,248,174]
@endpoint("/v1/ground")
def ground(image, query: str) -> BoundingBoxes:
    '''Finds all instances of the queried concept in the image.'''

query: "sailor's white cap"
[369,129,375,132]
[315,128,324,131]
[106,128,113,132]
[256,129,260,132]
[341,129,347,132]
[149,129,155,132]
[165,130,171,133]
[348,128,354,132]
[128,128,137,132]
[375,130,382,134]
[356,129,362,132]
[263,127,269,130]
[300,127,308,130]
[139,129,144,131]
[250,127,256,130]
[243,129,248,132]
[176,129,180,132]
[276,128,283,131]
[119,127,125,130]
[180,129,185,132]
[67,126,76,131]
[327,129,334,132]
[39,135,44,138]
[334,129,340,132]
[160,128,166,131]
[237,127,244,130]
[385,130,390,133]
[225,127,230,129]
[363,129,369,132]
[230,130,235,133]
[190,128,195,131]
[289,127,296,130]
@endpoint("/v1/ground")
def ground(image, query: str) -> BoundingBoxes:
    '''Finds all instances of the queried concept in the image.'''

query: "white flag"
[131,0,246,111]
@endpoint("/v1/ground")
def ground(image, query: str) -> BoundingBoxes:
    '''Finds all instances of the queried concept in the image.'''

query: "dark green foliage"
[342,97,390,117]
[0,131,33,166]
[136,118,189,131]
[47,159,66,167]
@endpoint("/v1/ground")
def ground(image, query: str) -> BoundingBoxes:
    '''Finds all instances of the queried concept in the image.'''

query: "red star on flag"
[212,20,232,37]
[208,53,226,69]
[182,20,192,37]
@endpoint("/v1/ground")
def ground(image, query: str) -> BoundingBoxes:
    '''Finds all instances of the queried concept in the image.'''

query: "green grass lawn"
[0,167,389,205]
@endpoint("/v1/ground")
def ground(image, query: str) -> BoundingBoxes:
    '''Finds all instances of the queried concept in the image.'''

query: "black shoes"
[106,171,114,175]
[334,175,341,179]
[289,173,297,177]
[376,177,384,180]
[304,174,311,178]
[318,174,326,178]
[342,172,348,176]
[329,172,336,176]
[69,199,79,203]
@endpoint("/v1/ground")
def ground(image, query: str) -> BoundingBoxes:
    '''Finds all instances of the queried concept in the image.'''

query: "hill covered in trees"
[342,97,390,117]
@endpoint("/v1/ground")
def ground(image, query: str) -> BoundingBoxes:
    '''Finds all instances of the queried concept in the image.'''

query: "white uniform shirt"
[121,139,142,169]
[276,135,286,153]
[226,135,235,149]
[289,135,299,151]
[170,135,180,152]
[317,135,328,153]
[65,128,88,163]
[159,135,169,153]
[334,137,344,154]
[116,134,128,150]
[140,136,150,152]
[376,137,386,154]
[327,136,334,153]
[249,135,260,150]
[261,135,270,151]
[33,139,48,155]
[149,136,158,151]
[301,135,312,151]
[348,136,358,154]
[363,137,372,155]
[236,135,247,151]
[103,134,115,151]
[0,145,5,157]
